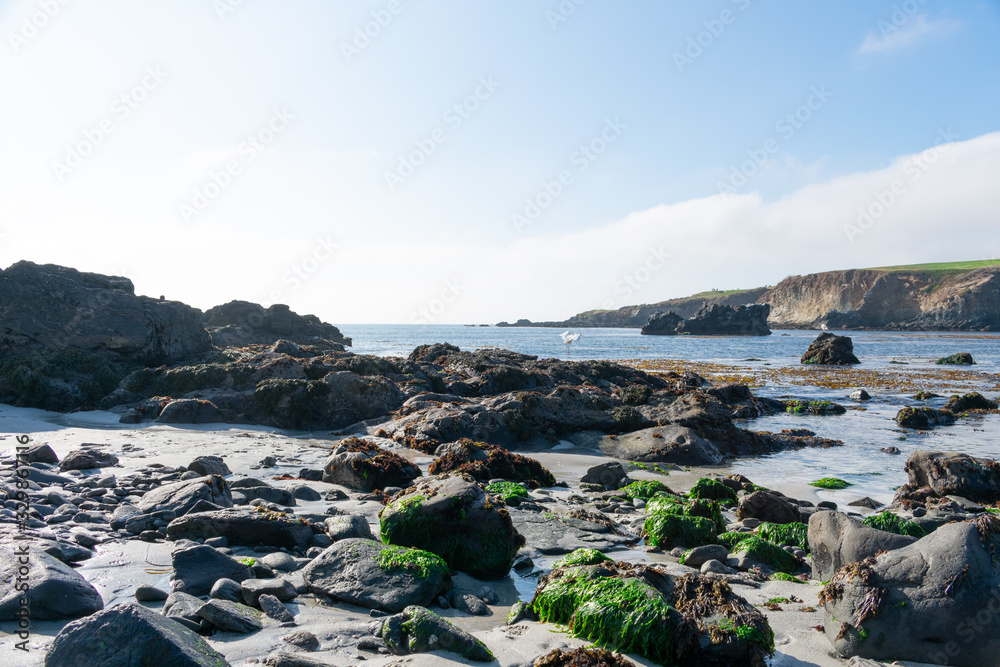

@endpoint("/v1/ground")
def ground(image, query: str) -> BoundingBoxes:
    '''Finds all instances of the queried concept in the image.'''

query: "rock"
[186,455,231,477]
[230,477,296,506]
[850,389,871,401]
[285,483,321,501]
[109,504,143,529]
[302,538,450,613]
[0,546,104,620]
[848,497,882,510]
[324,514,374,541]
[44,603,229,666]
[163,591,206,623]
[819,518,1000,666]
[203,300,351,350]
[262,652,332,667]
[196,598,265,633]
[700,559,734,575]
[737,490,801,524]
[169,544,252,596]
[241,578,297,607]
[260,551,298,572]
[801,332,860,365]
[532,647,637,667]
[429,439,555,487]
[157,399,224,424]
[895,406,955,429]
[379,605,494,661]
[641,304,771,336]
[638,311,684,335]
[807,511,917,582]
[598,425,723,465]
[135,585,169,602]
[165,507,314,550]
[880,446,901,455]
[322,437,421,491]
[0,261,211,412]
[936,352,975,365]
[59,448,119,470]
[379,473,525,579]
[580,461,628,488]
[210,578,244,603]
[137,475,233,515]
[282,630,320,651]
[511,507,637,556]
[944,392,998,412]
[259,594,295,622]
[22,443,58,464]
[449,592,490,616]
[901,451,1000,504]
[681,544,729,568]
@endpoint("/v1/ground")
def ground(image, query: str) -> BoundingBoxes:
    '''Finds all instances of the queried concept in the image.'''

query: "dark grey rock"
[282,630,320,651]
[135,585,169,602]
[170,544,252,596]
[808,510,917,582]
[738,490,801,524]
[683,544,729,568]
[136,476,233,515]
[186,456,231,477]
[379,605,493,661]
[196,598,265,633]
[59,449,119,470]
[324,514,373,541]
[210,578,243,603]
[165,507,314,550]
[242,578,297,607]
[0,545,103,619]
[259,594,295,623]
[579,461,628,488]
[22,443,59,464]
[163,591,204,623]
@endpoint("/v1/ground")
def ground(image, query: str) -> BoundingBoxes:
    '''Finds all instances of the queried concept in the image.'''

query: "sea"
[341,325,1000,504]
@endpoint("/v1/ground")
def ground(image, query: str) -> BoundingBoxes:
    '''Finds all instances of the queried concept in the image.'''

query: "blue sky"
[1,0,998,324]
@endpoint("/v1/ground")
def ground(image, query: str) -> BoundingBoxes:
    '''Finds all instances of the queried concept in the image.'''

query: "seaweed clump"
[428,439,555,488]
[617,479,675,500]
[730,536,800,574]
[809,478,852,490]
[757,522,810,552]
[862,511,926,538]
[485,481,530,505]
[552,548,612,569]
[688,477,738,503]
[337,436,422,490]
[374,544,450,579]
[533,646,637,667]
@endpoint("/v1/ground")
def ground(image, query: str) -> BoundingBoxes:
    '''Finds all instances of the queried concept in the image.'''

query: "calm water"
[340,325,1000,502]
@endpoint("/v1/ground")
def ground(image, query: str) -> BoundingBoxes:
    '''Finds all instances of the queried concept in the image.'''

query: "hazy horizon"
[2,1,998,325]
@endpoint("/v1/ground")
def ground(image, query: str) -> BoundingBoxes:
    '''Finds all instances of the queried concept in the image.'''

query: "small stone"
[701,559,733,575]
[135,585,169,602]
[259,594,295,623]
[210,578,244,603]
[282,630,320,651]
[817,501,838,510]
[204,536,229,548]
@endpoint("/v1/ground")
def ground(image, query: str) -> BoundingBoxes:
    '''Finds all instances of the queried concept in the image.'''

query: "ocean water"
[340,325,1000,502]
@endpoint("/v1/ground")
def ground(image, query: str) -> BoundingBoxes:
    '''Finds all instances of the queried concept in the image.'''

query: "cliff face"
[761,267,1000,331]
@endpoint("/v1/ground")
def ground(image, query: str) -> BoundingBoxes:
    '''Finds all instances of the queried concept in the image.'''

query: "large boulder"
[203,300,351,349]
[0,261,212,411]
[819,517,1000,666]
[44,603,230,667]
[808,511,918,582]
[186,455,231,477]
[379,474,525,579]
[156,398,224,424]
[0,546,104,620]
[598,425,723,465]
[737,490,801,524]
[169,544,252,596]
[801,332,860,365]
[428,439,555,487]
[137,475,233,515]
[301,538,450,612]
[166,508,315,550]
[58,448,119,470]
[944,392,998,412]
[895,406,955,429]
[900,451,1000,504]
[936,352,975,365]
[322,437,420,491]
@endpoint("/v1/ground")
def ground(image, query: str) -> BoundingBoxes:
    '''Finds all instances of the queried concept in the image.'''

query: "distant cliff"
[496,288,770,329]
[762,266,1000,331]
[497,261,1000,332]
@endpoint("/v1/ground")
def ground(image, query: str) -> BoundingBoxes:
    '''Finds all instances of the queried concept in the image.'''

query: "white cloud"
[857,14,960,55]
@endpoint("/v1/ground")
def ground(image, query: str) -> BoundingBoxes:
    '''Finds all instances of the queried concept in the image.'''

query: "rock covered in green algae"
[936,352,975,365]
[379,473,525,579]
[552,548,613,569]
[757,521,811,552]
[642,496,727,549]
[895,406,955,429]
[379,605,495,662]
[688,477,738,502]
[531,561,773,666]
[730,536,802,574]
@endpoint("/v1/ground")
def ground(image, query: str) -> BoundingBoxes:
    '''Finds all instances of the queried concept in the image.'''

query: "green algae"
[552,548,612,569]
[374,544,449,579]
[809,478,853,490]
[644,514,717,548]
[716,531,751,550]
[618,479,673,500]
[532,572,684,665]
[769,572,807,584]
[647,496,726,534]
[485,481,529,504]
[731,536,799,574]
[688,477,737,503]
[757,522,810,553]
[862,511,926,538]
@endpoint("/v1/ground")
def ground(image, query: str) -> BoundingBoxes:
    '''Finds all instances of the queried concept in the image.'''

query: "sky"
[1,1,999,325]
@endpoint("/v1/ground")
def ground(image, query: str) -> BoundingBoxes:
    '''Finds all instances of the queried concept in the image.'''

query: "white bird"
[560,331,580,344]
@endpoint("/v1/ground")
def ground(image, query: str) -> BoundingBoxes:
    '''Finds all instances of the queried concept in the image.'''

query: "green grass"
[867,258,1000,273]
[809,478,853,490]
[688,288,755,298]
